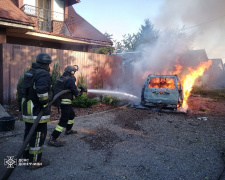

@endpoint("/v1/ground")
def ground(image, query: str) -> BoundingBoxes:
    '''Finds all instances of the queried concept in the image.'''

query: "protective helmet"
[36,53,52,64]
[65,65,79,75]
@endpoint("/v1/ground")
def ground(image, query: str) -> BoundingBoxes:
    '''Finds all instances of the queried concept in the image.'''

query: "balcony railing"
[21,4,70,32]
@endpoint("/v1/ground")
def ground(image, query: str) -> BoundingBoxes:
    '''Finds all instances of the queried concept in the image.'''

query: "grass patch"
[192,86,225,100]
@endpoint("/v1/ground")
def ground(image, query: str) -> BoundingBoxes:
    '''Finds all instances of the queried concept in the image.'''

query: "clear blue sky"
[73,0,164,41]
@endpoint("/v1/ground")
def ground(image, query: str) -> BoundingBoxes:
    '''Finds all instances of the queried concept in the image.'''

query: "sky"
[74,0,225,63]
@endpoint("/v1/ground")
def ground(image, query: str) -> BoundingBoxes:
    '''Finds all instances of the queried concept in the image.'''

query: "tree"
[135,19,159,48]
[158,27,195,52]
[51,59,61,89]
[121,33,139,52]
[114,19,159,52]
[113,40,124,53]
[97,32,115,54]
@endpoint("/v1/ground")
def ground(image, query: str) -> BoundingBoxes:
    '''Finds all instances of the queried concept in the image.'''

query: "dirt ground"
[1,95,225,180]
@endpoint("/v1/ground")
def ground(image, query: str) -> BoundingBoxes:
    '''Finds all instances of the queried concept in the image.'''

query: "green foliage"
[135,19,159,47]
[113,18,193,53]
[72,94,99,108]
[97,32,115,54]
[77,73,87,89]
[121,33,139,52]
[102,95,121,105]
[114,41,124,53]
[98,46,115,54]
[192,86,225,100]
[94,77,103,89]
[114,19,159,52]
[51,59,61,89]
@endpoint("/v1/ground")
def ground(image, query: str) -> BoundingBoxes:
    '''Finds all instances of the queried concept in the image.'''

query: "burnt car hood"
[143,88,179,104]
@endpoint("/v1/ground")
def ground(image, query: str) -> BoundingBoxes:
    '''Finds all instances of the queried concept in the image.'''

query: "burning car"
[141,74,183,109]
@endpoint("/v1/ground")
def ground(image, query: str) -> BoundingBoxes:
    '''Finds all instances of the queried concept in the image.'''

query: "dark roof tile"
[66,6,112,45]
[0,0,34,25]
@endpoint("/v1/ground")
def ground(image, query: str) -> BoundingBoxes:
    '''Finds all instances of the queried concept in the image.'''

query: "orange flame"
[181,60,212,110]
[173,64,182,75]
[148,78,175,89]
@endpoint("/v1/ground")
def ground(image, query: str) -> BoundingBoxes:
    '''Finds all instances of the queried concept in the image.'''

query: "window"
[148,78,175,89]
[52,0,64,21]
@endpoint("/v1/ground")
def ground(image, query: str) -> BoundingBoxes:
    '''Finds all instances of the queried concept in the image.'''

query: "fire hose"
[1,89,71,180]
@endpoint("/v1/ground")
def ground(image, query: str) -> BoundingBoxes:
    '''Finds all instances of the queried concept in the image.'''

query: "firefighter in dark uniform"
[22,53,53,169]
[48,65,84,147]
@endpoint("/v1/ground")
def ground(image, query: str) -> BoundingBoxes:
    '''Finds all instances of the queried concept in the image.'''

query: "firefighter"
[21,53,53,169]
[48,65,84,147]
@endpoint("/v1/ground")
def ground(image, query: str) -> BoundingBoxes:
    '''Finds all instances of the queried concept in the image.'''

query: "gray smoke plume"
[113,0,225,100]
[153,0,225,61]
[117,28,193,99]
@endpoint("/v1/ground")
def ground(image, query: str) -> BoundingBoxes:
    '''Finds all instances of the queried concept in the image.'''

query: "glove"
[79,86,85,92]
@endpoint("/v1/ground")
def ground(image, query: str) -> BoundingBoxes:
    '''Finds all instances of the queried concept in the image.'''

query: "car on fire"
[141,74,183,109]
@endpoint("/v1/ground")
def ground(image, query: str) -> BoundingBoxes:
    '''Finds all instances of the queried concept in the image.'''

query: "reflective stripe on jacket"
[22,98,50,123]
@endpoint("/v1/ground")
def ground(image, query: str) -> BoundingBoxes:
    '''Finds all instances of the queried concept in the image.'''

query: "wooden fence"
[0,43,122,104]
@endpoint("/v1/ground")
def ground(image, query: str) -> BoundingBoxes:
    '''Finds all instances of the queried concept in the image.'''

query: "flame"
[173,56,183,75]
[148,78,175,89]
[173,64,182,75]
[181,60,212,110]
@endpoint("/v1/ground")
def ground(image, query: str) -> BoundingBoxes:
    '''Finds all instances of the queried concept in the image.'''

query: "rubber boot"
[48,135,64,147]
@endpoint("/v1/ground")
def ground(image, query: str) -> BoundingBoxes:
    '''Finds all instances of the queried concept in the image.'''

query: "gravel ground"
[1,96,225,180]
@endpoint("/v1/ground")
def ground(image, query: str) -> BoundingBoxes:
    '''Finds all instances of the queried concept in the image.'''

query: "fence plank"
[0,44,122,104]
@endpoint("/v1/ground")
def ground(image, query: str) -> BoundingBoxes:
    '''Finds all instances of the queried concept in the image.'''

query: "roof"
[210,58,224,70]
[68,0,80,6]
[66,6,112,45]
[0,1,111,46]
[0,0,34,26]
[178,49,209,67]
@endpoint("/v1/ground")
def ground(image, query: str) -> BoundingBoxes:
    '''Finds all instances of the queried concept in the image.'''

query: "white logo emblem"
[4,156,17,168]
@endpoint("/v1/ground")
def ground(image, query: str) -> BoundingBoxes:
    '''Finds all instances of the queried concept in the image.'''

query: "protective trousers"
[51,104,75,139]
[23,122,47,162]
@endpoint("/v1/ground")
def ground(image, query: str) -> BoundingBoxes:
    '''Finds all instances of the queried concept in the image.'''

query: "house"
[174,49,210,86]
[0,0,122,104]
[176,49,209,69]
[210,59,224,71]
[207,58,225,88]
[0,0,112,51]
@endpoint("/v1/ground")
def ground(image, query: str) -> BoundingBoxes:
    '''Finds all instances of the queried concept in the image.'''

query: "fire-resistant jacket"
[60,72,79,105]
[22,63,53,123]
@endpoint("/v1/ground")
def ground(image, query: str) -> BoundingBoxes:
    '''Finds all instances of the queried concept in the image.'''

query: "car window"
[148,78,175,89]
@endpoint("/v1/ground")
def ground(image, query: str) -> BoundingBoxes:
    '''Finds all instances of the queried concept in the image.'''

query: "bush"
[102,95,121,105]
[72,94,99,108]
[77,73,87,89]
[51,60,61,89]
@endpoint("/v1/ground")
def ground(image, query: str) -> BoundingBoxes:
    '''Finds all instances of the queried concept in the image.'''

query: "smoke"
[117,28,192,99]
[113,0,225,100]
[153,0,225,61]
